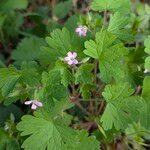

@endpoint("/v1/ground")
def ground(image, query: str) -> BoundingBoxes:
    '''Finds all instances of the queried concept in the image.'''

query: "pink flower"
[64,52,78,66]
[75,25,88,37]
[24,100,43,110]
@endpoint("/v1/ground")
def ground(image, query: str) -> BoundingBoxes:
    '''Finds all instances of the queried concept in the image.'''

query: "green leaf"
[20,61,40,86]
[64,130,100,150]
[0,129,20,150]
[108,12,132,41]
[46,28,72,55]
[17,109,99,150]
[41,69,69,103]
[144,36,150,70]
[75,64,93,84]
[108,12,130,32]
[17,113,74,150]
[80,84,95,99]
[49,99,73,119]
[55,61,73,87]
[84,30,129,83]
[144,36,150,54]
[91,0,131,13]
[84,30,116,59]
[43,28,85,66]
[141,76,150,130]
[0,104,23,127]
[0,14,6,28]
[101,83,144,130]
[53,0,72,19]
[0,66,20,97]
[64,15,78,32]
[12,37,46,66]
[145,56,150,70]
[0,0,28,12]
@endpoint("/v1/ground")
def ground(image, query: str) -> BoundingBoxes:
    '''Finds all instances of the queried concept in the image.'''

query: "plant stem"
[96,101,104,116]
[74,101,90,116]
[94,61,98,84]
[103,10,107,25]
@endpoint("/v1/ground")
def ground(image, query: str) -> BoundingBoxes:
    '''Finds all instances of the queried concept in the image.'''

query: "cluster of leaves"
[0,0,150,149]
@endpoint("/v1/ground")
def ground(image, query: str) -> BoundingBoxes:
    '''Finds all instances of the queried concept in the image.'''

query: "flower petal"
[31,104,37,110]
[64,56,70,61]
[24,100,33,105]
[72,52,77,58]
[73,59,78,65]
[34,101,43,107]
[68,60,73,65]
[67,52,73,57]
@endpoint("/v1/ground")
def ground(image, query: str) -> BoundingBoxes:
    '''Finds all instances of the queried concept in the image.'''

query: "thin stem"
[74,101,90,116]
[94,61,98,84]
[0,29,7,50]
[103,10,107,26]
[96,101,104,116]
[71,67,76,95]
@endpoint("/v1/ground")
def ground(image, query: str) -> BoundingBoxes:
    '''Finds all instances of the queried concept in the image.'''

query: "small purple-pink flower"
[24,100,43,110]
[64,52,78,66]
[75,25,87,37]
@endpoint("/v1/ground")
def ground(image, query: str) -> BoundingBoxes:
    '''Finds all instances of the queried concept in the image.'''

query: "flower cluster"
[24,100,43,110]
[75,25,88,37]
[64,52,78,66]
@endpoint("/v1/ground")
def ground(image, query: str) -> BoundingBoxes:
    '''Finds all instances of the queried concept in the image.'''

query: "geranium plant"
[0,0,150,149]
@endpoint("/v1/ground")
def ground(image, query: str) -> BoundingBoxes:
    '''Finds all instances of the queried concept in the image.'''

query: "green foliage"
[0,0,28,12]
[20,61,40,87]
[0,0,150,149]
[101,83,144,130]
[0,66,20,97]
[17,109,99,150]
[141,77,150,130]
[144,36,150,70]
[0,129,20,150]
[91,0,131,13]
[12,37,46,66]
[108,12,133,41]
[84,30,129,83]
[75,64,93,84]
[53,0,72,19]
